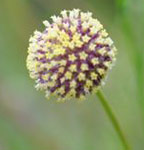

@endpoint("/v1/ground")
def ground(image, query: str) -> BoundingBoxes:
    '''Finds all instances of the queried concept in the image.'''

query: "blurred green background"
[0,0,144,150]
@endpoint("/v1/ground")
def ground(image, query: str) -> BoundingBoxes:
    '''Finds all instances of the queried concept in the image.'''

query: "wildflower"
[27,9,117,101]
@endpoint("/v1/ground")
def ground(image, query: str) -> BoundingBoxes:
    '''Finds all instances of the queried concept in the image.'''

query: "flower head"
[27,9,117,101]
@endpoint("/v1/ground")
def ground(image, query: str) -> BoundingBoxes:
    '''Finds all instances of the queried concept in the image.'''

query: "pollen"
[27,9,117,102]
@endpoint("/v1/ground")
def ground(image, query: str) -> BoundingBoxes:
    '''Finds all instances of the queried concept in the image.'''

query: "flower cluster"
[27,9,117,102]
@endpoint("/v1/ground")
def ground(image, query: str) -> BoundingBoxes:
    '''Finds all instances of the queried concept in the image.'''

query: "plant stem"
[96,90,130,150]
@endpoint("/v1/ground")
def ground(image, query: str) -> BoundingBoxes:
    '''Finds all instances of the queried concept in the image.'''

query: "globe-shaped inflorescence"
[27,9,117,102]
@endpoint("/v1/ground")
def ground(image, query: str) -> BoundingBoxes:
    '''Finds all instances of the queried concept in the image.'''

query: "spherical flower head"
[27,9,117,102]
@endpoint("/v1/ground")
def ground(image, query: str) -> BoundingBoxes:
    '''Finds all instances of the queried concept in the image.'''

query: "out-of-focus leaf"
[115,0,127,14]
[114,0,144,123]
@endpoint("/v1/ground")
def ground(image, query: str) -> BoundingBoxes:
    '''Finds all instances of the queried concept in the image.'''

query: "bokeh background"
[0,0,144,149]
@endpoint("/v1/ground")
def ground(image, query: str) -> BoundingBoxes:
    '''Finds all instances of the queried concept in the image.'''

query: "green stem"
[96,90,130,150]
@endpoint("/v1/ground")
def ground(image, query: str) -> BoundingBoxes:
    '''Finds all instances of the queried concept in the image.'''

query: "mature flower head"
[27,9,117,102]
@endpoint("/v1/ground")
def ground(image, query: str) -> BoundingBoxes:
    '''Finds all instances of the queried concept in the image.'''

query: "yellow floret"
[89,18,103,29]
[51,16,62,25]
[79,94,85,101]
[67,89,76,97]
[75,40,83,47]
[85,79,93,88]
[104,61,111,67]
[104,37,113,45]
[59,60,67,66]
[46,52,53,59]
[62,40,70,47]
[70,80,77,88]
[50,60,58,66]
[45,41,52,48]
[57,97,66,103]
[65,71,72,80]
[72,20,78,26]
[58,67,65,73]
[51,74,58,80]
[90,26,98,35]
[63,22,69,30]
[68,41,75,49]
[61,10,68,19]
[91,58,99,65]
[82,35,90,43]
[69,54,77,61]
[79,52,88,60]
[98,48,106,55]
[47,81,55,87]
[47,28,58,39]
[41,74,49,80]
[34,61,40,70]
[80,12,87,21]
[101,29,108,37]
[97,68,105,75]
[72,9,80,18]
[70,25,77,33]
[37,54,44,59]
[69,64,77,72]
[59,30,70,41]
[54,47,66,55]
[60,77,65,83]
[58,87,65,95]
[89,43,96,51]
[108,49,116,58]
[95,37,104,44]
[81,22,89,31]
[90,72,98,80]
[78,73,85,81]
[81,64,88,71]
[43,20,50,27]
[45,63,52,70]
[72,33,81,41]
